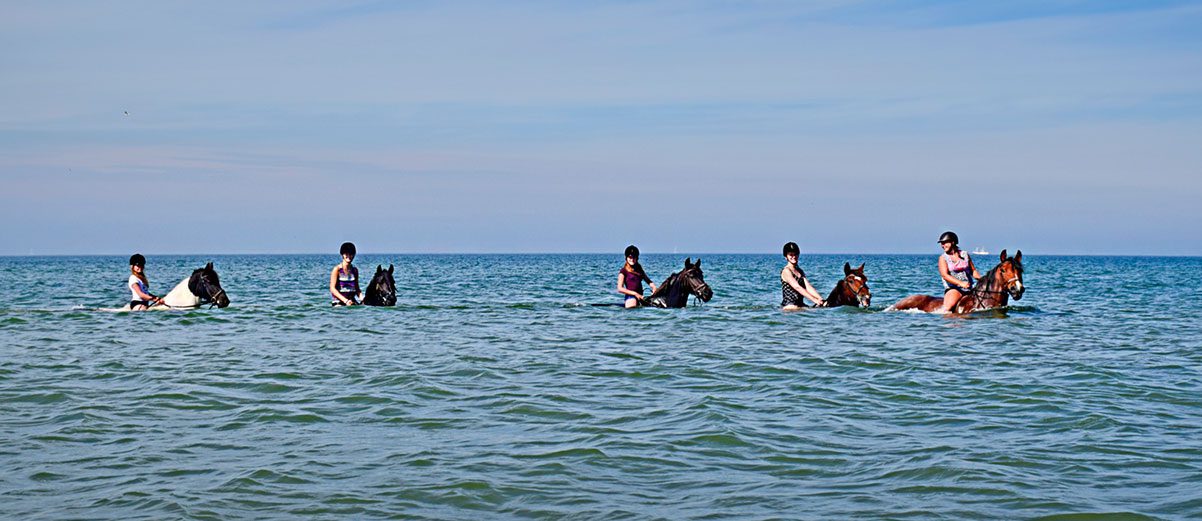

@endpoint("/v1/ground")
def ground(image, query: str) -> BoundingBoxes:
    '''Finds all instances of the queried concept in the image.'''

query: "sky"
[2,0,1200,256]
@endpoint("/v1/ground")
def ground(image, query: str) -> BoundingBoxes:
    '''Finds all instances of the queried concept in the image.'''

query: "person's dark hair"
[624,245,639,258]
[129,253,146,266]
[339,242,357,257]
[937,231,959,245]
[782,242,800,257]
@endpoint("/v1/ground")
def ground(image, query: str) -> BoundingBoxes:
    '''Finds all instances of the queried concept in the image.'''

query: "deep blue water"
[1,254,1200,520]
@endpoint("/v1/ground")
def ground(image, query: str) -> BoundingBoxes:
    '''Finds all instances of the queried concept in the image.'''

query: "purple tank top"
[622,267,649,294]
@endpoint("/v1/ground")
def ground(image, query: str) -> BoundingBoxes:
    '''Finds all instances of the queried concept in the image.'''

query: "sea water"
[1,254,1200,519]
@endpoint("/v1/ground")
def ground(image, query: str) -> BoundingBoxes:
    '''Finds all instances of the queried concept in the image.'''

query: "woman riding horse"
[781,242,825,309]
[617,245,657,308]
[127,253,165,311]
[936,231,982,313]
[330,242,362,306]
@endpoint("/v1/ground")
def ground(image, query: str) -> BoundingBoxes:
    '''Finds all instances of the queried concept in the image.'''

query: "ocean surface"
[1,253,1200,520]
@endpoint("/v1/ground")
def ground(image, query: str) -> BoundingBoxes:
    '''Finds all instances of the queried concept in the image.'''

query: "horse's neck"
[650,273,676,299]
[965,267,1007,311]
[826,280,847,305]
[161,276,200,307]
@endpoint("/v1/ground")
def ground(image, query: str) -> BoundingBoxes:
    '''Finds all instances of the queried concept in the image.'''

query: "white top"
[128,275,149,301]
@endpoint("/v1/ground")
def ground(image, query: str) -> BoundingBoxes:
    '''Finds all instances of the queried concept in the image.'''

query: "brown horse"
[890,250,1025,313]
[824,262,871,308]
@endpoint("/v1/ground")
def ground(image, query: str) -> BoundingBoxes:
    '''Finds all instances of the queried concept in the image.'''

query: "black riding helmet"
[783,242,800,256]
[624,245,639,258]
[937,231,959,244]
[129,253,146,266]
[340,242,357,257]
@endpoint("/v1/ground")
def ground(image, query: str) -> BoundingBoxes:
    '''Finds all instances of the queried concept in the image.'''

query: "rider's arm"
[783,268,823,304]
[801,276,826,305]
[642,272,657,293]
[969,257,982,280]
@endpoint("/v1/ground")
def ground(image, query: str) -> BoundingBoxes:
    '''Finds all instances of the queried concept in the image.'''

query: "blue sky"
[2,1,1200,255]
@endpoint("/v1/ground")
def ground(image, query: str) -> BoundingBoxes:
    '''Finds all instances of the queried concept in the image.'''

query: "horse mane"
[647,272,677,300]
[973,261,1003,292]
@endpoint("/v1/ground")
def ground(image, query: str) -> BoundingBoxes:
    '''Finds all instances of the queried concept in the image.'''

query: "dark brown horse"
[890,250,1025,313]
[362,264,396,306]
[825,262,871,308]
[644,258,714,308]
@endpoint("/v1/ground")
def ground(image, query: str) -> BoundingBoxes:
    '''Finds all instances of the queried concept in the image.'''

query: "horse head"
[188,262,230,308]
[365,264,397,306]
[841,262,872,308]
[995,250,1024,301]
[680,258,714,303]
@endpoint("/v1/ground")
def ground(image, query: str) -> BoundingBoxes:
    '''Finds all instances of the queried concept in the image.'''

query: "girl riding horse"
[937,231,982,313]
[127,253,164,311]
[781,242,825,309]
[617,245,657,308]
[330,242,362,306]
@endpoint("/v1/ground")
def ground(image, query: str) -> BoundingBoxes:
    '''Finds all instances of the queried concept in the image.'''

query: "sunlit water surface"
[1,254,1200,519]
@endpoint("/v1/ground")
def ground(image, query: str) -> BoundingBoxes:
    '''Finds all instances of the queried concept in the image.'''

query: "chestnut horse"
[890,250,1025,313]
[825,262,871,308]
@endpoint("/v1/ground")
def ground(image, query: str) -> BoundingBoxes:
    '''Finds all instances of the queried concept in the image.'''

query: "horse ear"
[999,250,1007,263]
[844,262,851,275]
[1014,250,1022,263]
[695,258,701,269]
[388,264,394,274]
[857,263,865,273]
[684,257,692,268]
[206,261,213,271]
[377,264,383,273]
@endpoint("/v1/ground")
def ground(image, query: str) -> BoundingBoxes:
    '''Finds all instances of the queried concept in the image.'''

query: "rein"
[963,265,1019,311]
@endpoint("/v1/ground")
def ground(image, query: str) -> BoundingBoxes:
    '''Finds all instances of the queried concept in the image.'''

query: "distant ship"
[971,247,990,255]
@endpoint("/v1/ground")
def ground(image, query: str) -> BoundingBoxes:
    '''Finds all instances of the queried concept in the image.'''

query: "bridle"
[682,269,709,307]
[370,274,396,303]
[195,276,225,308]
[841,274,870,304]
[964,263,1021,311]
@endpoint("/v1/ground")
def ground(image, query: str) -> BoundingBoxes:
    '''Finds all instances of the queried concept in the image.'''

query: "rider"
[330,242,362,306]
[781,242,825,309]
[128,253,164,310]
[937,231,982,313]
[617,245,657,308]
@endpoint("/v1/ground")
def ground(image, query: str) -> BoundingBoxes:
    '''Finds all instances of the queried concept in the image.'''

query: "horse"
[122,262,230,311]
[362,264,396,306]
[889,250,1024,313]
[824,262,872,308]
[644,258,713,308]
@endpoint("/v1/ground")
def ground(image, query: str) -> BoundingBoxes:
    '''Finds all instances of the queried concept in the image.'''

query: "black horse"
[644,258,714,308]
[187,262,230,308]
[362,264,397,306]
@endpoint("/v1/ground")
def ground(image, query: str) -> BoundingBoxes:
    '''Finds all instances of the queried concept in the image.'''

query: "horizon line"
[2,251,1198,259]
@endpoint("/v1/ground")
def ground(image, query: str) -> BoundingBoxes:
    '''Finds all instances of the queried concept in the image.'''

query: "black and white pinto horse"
[362,264,397,306]
[120,262,229,311]
[644,258,714,308]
